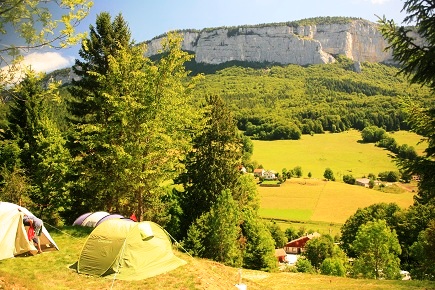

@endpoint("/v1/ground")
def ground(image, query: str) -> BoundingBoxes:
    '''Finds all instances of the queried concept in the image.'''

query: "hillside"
[1,226,434,290]
[193,60,434,140]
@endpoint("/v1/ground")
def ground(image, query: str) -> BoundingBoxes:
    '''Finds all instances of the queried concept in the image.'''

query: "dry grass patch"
[259,178,414,224]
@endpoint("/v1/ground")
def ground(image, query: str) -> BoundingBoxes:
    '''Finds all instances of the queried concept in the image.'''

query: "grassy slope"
[1,227,434,290]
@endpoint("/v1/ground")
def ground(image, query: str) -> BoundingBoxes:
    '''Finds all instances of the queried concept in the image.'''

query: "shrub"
[320,258,346,276]
[285,227,298,241]
[296,257,315,273]
[343,174,356,185]
[361,126,387,143]
[323,168,335,181]
[378,171,399,182]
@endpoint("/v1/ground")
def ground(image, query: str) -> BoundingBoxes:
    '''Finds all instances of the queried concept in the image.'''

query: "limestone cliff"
[144,19,393,66]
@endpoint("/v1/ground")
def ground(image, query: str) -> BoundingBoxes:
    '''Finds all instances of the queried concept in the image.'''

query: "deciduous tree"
[341,203,401,257]
[352,219,401,279]
[410,219,435,280]
[323,167,335,181]
[0,0,92,88]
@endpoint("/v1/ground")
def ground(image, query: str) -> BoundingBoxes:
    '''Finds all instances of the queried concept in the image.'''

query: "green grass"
[1,227,434,289]
[251,130,424,179]
[252,130,420,235]
[388,131,428,155]
[260,208,313,221]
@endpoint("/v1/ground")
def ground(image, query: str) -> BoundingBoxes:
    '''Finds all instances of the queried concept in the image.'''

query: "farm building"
[263,170,277,180]
[355,178,381,187]
[253,168,265,177]
[284,232,321,254]
[275,248,287,263]
[355,178,370,187]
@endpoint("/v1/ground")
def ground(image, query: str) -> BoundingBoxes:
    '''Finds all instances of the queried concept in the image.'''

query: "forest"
[191,56,434,140]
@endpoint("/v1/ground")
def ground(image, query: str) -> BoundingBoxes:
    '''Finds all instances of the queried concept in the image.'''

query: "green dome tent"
[72,219,186,281]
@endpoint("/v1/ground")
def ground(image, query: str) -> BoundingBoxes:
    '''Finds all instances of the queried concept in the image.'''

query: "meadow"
[253,130,422,235]
[259,178,414,236]
[251,130,425,179]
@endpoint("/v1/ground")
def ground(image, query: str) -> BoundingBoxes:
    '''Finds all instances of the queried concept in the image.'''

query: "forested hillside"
[193,57,434,140]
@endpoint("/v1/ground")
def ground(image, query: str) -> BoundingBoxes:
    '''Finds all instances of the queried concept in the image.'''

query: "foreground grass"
[0,227,434,290]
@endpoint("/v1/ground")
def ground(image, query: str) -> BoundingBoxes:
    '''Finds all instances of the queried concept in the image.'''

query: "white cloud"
[21,52,74,73]
[1,52,74,86]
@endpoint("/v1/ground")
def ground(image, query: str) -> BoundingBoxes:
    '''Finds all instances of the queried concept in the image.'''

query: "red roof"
[285,232,321,248]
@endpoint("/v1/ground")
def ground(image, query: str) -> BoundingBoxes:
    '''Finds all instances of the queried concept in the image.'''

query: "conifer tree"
[0,72,70,221]
[66,12,135,215]
[379,0,435,205]
[67,12,201,221]
[177,95,243,237]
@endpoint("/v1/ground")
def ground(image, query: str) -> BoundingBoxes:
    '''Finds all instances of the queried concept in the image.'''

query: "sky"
[9,0,409,73]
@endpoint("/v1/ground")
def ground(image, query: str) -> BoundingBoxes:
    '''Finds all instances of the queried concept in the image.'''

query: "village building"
[263,170,276,180]
[253,168,265,177]
[284,232,321,254]
[274,248,287,263]
[355,178,382,187]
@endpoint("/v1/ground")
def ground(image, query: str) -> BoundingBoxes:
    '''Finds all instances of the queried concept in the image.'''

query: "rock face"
[144,19,393,66]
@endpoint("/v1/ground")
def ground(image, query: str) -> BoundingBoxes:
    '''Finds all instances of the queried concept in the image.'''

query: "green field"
[252,130,421,234]
[251,130,425,179]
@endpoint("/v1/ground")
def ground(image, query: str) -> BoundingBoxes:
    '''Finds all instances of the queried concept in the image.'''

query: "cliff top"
[147,16,365,42]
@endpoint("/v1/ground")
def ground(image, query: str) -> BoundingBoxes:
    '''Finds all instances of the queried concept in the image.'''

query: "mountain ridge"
[144,17,396,66]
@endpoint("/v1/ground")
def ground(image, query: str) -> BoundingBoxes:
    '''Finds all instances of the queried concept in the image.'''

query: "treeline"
[193,57,434,140]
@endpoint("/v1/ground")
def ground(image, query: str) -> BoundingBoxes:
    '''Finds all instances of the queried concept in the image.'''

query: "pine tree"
[1,72,70,221]
[67,14,201,221]
[379,1,435,205]
[177,95,243,237]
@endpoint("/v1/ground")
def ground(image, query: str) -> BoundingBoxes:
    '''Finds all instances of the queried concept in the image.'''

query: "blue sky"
[16,0,408,73]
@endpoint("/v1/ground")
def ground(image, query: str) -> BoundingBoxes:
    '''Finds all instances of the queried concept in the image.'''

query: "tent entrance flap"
[77,235,127,276]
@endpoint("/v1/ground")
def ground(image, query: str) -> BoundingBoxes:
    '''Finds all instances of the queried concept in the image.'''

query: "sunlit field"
[252,130,420,234]
[251,130,424,179]
[258,178,414,225]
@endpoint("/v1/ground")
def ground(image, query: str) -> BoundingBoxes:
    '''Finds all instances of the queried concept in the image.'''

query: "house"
[275,248,287,263]
[355,178,381,187]
[253,168,265,177]
[284,232,321,254]
[355,178,370,187]
[263,170,276,180]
